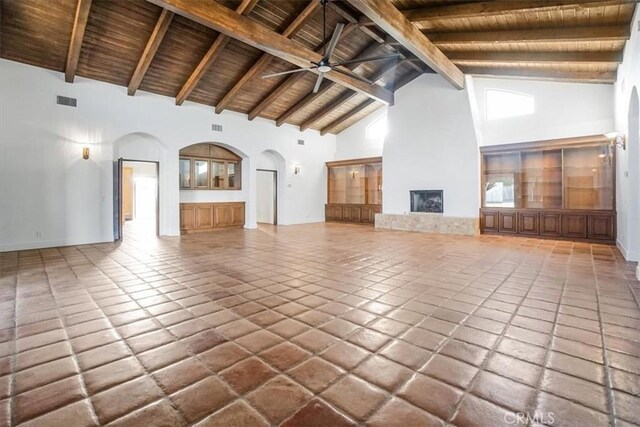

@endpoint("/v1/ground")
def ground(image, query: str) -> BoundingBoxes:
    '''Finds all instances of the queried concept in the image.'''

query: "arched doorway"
[113,132,166,241]
[628,87,639,276]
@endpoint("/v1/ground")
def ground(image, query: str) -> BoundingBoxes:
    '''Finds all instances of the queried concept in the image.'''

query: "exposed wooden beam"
[320,67,421,135]
[346,0,465,89]
[65,0,92,83]
[247,23,359,121]
[275,41,383,126]
[276,83,334,127]
[447,50,624,65]
[462,67,617,84]
[150,0,394,105]
[300,90,358,131]
[306,59,402,132]
[175,0,259,106]
[404,0,635,23]
[428,25,631,46]
[320,99,377,135]
[214,0,319,114]
[128,9,174,96]
[331,1,387,43]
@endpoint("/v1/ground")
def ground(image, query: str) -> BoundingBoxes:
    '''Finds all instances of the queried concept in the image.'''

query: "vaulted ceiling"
[0,0,636,135]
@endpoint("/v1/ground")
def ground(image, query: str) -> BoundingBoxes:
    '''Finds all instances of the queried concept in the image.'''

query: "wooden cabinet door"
[518,212,539,235]
[180,204,195,231]
[499,211,518,233]
[588,214,614,240]
[361,205,380,224]
[213,204,232,228]
[481,210,499,231]
[346,206,362,223]
[539,213,562,237]
[562,213,587,238]
[195,204,214,229]
[231,203,245,226]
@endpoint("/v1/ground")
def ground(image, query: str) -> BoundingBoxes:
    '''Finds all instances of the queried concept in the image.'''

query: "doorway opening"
[116,159,159,241]
[257,169,277,225]
[628,87,639,278]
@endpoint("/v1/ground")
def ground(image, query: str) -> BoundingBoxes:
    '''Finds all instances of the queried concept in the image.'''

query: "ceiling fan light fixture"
[318,64,332,73]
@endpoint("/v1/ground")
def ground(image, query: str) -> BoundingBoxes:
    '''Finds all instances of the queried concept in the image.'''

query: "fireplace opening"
[410,190,443,213]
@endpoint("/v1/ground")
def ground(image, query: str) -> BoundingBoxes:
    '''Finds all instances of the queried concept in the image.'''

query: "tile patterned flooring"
[0,223,639,426]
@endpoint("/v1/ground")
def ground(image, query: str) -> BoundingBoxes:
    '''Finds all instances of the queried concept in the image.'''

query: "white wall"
[614,6,640,263]
[334,106,387,160]
[383,74,480,218]
[0,59,335,251]
[472,77,615,146]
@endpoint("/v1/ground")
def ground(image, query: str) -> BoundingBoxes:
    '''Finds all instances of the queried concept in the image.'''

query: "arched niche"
[179,143,243,190]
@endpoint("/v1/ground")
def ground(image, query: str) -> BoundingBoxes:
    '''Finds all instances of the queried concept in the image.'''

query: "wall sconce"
[294,164,301,175]
[606,132,626,150]
[82,147,90,160]
[612,134,626,150]
[351,170,358,179]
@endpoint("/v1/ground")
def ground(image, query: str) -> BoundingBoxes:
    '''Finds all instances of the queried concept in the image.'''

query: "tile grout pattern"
[0,222,639,427]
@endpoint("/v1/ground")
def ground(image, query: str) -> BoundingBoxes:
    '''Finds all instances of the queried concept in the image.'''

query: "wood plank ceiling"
[0,0,636,135]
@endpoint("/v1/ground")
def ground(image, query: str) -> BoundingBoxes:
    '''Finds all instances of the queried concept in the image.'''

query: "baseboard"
[617,239,639,262]
[0,235,114,253]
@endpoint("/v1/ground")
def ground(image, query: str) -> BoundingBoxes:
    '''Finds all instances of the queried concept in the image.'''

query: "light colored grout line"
[53,249,193,427]
[7,253,18,427]
[591,245,619,427]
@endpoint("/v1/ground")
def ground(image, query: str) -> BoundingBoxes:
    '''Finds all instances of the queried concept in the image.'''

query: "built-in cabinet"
[180,202,245,233]
[480,134,616,243]
[326,157,382,225]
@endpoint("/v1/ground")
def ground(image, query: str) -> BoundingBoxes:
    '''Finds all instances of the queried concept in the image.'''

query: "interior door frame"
[257,169,278,225]
[118,158,161,238]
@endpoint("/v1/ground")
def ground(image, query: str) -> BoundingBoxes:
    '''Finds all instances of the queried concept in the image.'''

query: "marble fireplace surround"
[375,213,479,236]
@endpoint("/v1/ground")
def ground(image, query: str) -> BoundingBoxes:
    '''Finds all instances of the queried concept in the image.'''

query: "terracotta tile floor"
[1,223,639,426]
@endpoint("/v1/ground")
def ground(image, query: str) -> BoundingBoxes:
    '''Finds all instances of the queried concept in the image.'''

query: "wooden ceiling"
[0,0,636,135]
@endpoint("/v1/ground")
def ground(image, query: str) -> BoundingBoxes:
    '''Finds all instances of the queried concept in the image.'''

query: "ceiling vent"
[297,139,305,145]
[56,95,77,107]
[212,124,223,132]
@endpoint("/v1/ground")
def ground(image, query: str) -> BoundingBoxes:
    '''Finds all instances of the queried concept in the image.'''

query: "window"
[179,143,242,190]
[366,114,388,140]
[486,89,534,120]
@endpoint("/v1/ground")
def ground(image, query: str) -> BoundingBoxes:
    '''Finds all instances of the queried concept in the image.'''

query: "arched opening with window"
[179,143,242,191]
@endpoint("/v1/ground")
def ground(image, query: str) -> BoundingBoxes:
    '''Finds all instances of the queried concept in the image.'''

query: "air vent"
[297,139,305,145]
[56,95,77,107]
[212,124,223,132]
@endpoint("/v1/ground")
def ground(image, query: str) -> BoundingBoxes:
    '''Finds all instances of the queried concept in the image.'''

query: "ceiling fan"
[261,0,401,93]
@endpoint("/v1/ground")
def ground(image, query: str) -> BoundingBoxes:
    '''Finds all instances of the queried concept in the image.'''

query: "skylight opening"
[486,89,535,120]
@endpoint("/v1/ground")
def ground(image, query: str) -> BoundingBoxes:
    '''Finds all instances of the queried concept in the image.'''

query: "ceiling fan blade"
[262,67,315,79]
[332,53,402,68]
[324,22,345,60]
[331,67,373,85]
[312,73,324,94]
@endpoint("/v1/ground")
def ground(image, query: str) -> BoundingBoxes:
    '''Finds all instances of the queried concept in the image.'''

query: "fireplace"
[410,190,443,213]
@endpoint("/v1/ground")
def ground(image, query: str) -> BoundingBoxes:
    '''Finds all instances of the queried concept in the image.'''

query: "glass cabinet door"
[211,161,225,189]
[346,165,366,204]
[179,158,191,189]
[520,150,562,209]
[194,159,209,188]
[328,166,347,204]
[563,144,614,210]
[483,153,519,208]
[227,162,237,189]
[365,163,382,205]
